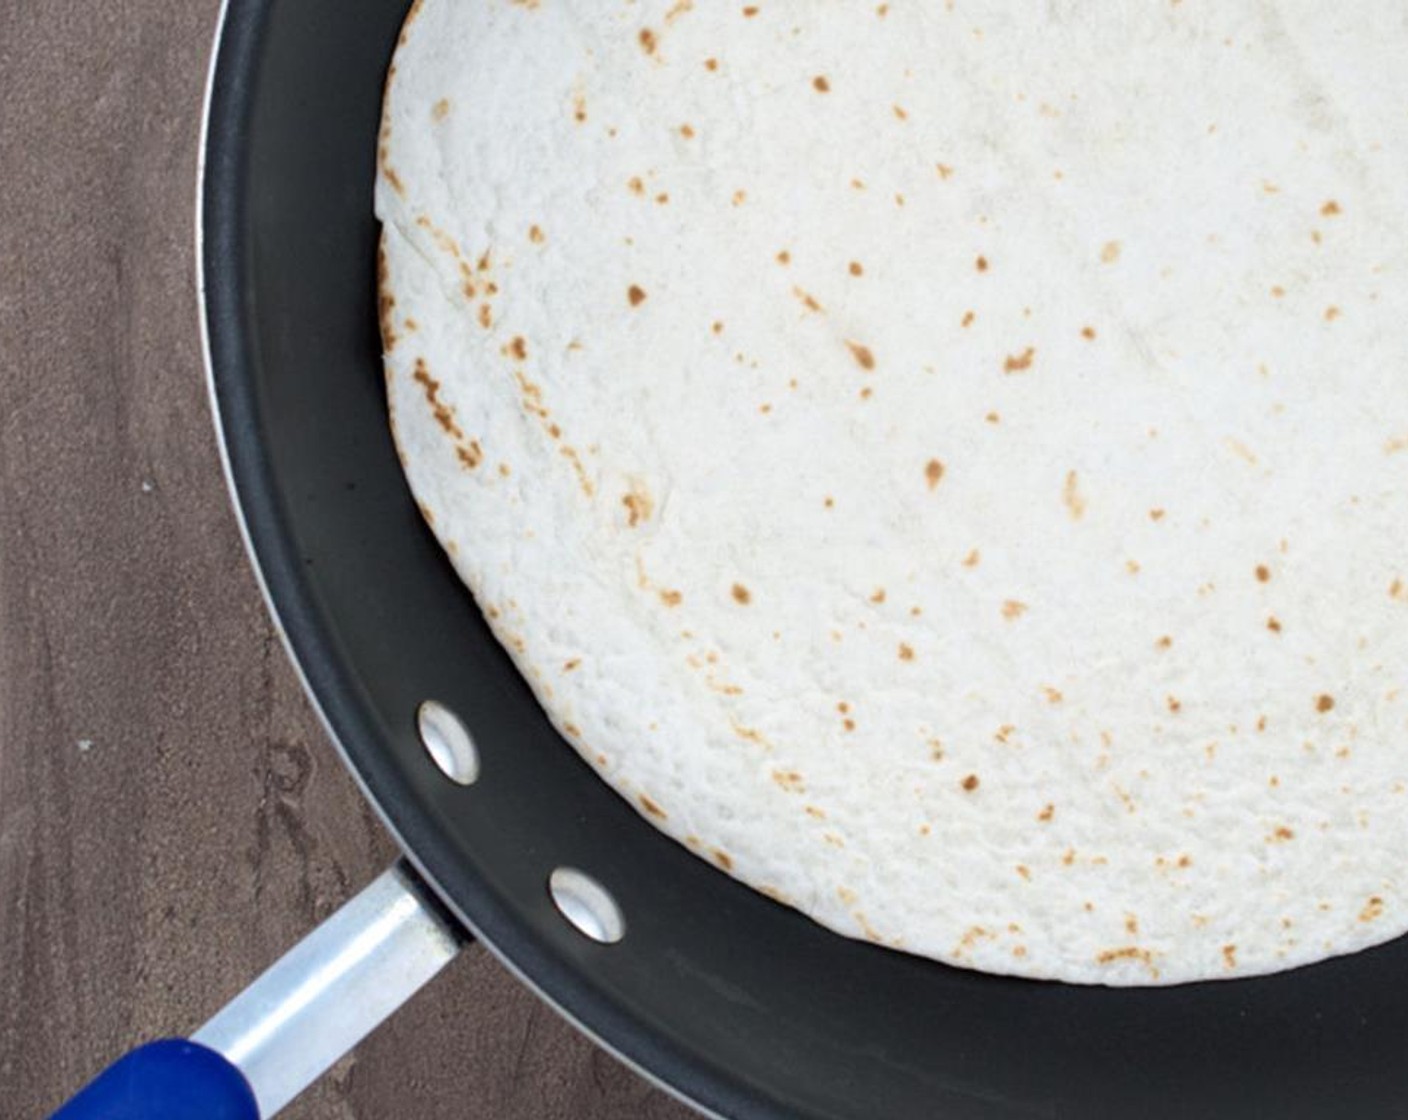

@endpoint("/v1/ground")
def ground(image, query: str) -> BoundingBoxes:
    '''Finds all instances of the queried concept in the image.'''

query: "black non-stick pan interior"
[201,3,1408,1116]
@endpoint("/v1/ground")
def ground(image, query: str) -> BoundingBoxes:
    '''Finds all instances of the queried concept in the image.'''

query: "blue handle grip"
[51,1039,258,1120]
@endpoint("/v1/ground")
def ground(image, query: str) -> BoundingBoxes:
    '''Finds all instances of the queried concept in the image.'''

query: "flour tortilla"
[376,0,1408,984]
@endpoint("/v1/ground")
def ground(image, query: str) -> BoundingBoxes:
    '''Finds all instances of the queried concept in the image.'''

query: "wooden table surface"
[0,4,694,1116]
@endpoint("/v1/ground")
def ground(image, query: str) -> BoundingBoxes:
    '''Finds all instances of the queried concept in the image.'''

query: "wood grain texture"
[0,3,692,1116]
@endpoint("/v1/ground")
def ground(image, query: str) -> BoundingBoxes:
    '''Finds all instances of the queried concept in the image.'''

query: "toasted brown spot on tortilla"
[732,721,768,746]
[621,480,654,526]
[1316,694,1335,713]
[1167,695,1182,713]
[1100,240,1122,264]
[713,849,734,870]
[1063,470,1087,520]
[962,774,980,792]
[1269,826,1295,843]
[1155,635,1173,650]
[562,722,581,738]
[528,224,545,244]
[638,794,668,819]
[925,459,945,489]
[704,57,719,70]
[772,769,805,792]
[813,75,830,92]
[628,284,648,306]
[1148,508,1166,521]
[412,359,465,440]
[1255,564,1271,582]
[898,643,915,661]
[1222,944,1237,969]
[870,587,886,604]
[849,260,864,276]
[1321,200,1342,217]
[794,287,824,313]
[639,27,658,53]
[1004,347,1036,373]
[378,291,398,351]
[622,490,649,526]
[776,249,791,265]
[1096,947,1157,975]
[732,583,752,605]
[846,341,875,369]
[1081,325,1097,340]
[1267,616,1283,632]
[658,589,682,607]
[962,549,981,567]
[1002,600,1028,620]
[1037,803,1055,822]
[1361,896,1385,921]
[976,255,989,272]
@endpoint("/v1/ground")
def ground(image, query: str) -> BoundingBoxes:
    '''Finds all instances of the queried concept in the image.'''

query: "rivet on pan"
[548,868,626,944]
[416,700,480,785]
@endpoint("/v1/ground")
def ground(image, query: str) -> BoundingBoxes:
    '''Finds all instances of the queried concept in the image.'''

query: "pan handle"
[51,862,464,1119]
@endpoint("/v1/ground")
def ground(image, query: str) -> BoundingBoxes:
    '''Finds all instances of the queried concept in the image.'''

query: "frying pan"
[53,2,1408,1117]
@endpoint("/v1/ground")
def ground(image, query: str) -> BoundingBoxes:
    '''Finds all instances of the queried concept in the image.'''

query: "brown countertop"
[0,4,692,1115]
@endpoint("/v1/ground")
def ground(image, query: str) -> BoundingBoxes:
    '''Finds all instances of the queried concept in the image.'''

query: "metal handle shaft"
[191,861,463,1118]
